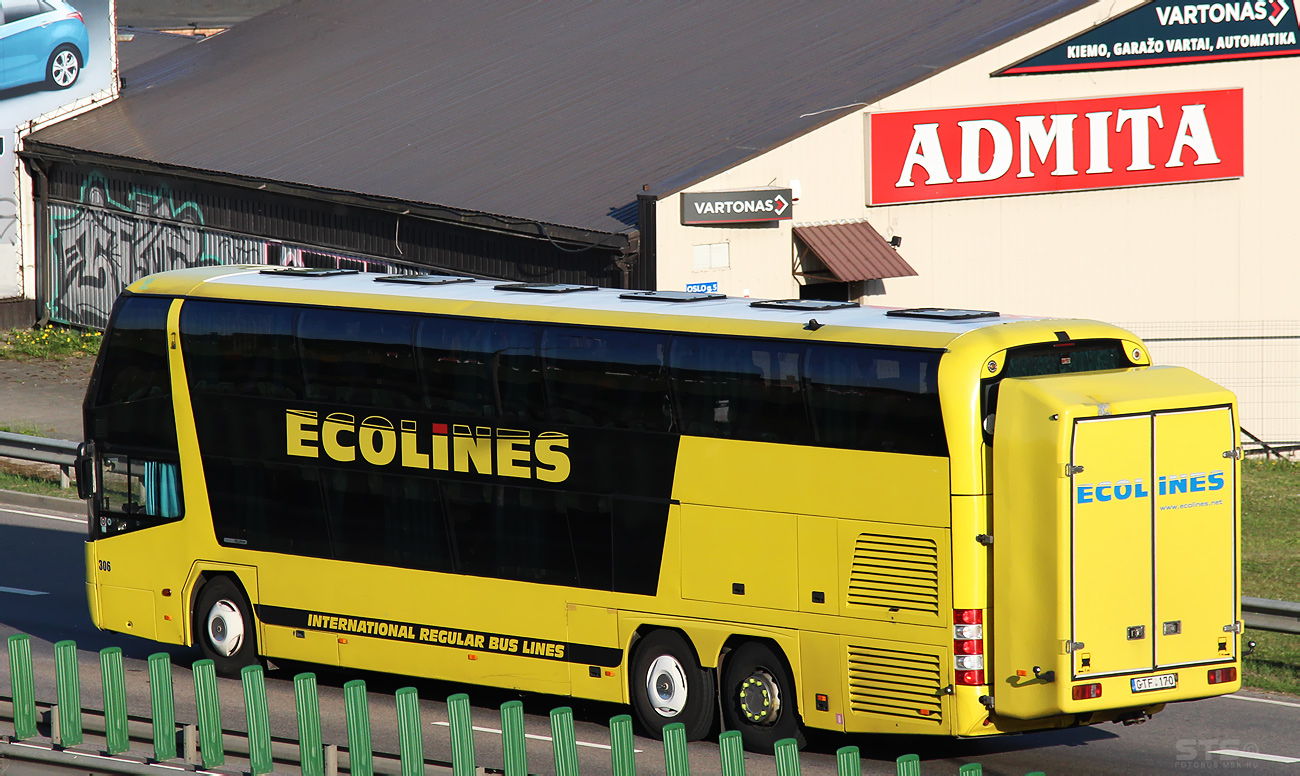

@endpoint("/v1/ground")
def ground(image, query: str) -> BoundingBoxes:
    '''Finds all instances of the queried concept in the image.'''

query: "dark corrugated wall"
[39,162,647,327]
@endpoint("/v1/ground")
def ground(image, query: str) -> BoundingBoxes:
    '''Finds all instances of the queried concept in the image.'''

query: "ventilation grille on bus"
[847,533,940,616]
[846,644,944,723]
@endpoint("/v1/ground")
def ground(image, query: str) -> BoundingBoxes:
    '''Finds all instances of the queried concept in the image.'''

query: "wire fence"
[1118,320,1300,450]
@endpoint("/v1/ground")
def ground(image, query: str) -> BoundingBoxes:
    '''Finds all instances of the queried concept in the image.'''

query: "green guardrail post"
[718,730,745,776]
[550,706,579,776]
[896,753,922,776]
[7,634,38,741]
[344,679,373,776]
[396,687,423,776]
[53,639,82,747]
[835,745,861,776]
[241,665,273,775]
[295,672,324,776]
[501,700,528,776]
[100,647,129,755]
[447,692,476,776]
[958,764,983,775]
[192,658,224,768]
[774,738,801,776]
[147,653,177,761]
[609,714,636,776]
[662,722,690,776]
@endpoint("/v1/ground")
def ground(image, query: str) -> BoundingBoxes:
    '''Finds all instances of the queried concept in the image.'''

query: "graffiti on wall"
[49,174,263,327]
[49,172,419,328]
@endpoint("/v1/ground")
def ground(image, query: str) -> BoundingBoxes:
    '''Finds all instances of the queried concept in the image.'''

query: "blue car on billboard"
[0,0,88,92]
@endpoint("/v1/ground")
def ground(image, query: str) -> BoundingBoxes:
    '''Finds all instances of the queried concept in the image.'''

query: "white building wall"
[655,0,1300,442]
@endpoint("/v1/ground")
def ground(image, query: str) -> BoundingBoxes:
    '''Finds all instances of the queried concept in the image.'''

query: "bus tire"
[193,575,259,677]
[629,630,715,740]
[720,641,805,752]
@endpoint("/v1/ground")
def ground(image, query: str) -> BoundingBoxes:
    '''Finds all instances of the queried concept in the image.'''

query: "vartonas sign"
[868,89,1242,205]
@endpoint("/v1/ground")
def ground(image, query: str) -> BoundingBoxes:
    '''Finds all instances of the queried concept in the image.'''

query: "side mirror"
[75,441,95,500]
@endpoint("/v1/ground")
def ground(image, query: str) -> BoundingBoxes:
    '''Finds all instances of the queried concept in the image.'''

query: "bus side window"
[804,344,946,456]
[416,318,498,417]
[668,335,810,444]
[491,323,547,422]
[299,308,419,411]
[541,326,672,432]
[179,300,303,400]
[100,455,180,515]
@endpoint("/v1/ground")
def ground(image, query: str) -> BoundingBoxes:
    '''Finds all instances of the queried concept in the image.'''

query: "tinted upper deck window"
[180,301,303,399]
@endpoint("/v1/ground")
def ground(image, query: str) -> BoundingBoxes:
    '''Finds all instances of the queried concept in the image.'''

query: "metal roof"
[793,220,918,282]
[29,0,1091,235]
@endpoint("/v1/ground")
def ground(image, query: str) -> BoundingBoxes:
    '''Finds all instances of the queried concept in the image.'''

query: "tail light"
[70,11,84,22]
[1207,667,1237,685]
[954,609,985,685]
[1072,683,1103,700]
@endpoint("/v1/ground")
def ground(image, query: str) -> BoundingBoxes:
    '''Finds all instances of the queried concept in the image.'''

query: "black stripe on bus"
[256,604,623,667]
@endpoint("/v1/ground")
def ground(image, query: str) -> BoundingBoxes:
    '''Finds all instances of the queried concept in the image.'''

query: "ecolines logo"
[285,410,570,482]
[1076,471,1225,504]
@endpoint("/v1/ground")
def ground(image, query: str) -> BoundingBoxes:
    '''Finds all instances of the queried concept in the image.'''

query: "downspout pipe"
[27,157,51,327]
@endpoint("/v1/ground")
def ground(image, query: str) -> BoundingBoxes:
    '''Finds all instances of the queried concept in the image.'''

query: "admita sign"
[999,0,1300,74]
[867,89,1243,206]
[681,189,793,225]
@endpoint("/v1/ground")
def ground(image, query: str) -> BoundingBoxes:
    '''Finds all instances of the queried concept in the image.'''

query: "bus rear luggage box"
[991,366,1239,720]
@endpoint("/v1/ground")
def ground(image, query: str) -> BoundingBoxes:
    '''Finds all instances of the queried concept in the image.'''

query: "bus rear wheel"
[721,641,805,752]
[629,630,715,740]
[193,575,259,677]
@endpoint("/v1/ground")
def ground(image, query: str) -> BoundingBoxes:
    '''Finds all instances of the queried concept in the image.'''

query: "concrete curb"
[0,487,83,513]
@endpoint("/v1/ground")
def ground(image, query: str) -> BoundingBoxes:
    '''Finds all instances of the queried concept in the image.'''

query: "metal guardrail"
[2,429,1298,636]
[0,430,79,488]
[1243,597,1300,635]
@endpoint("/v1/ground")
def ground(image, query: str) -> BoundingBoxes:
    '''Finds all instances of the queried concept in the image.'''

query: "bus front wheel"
[720,641,805,752]
[193,575,260,677]
[629,630,715,740]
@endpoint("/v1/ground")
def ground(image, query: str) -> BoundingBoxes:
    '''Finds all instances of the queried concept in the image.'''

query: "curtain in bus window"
[668,336,810,444]
[298,309,419,411]
[142,461,181,518]
[179,300,303,399]
[319,469,453,571]
[803,344,946,456]
[541,327,672,431]
[90,295,179,451]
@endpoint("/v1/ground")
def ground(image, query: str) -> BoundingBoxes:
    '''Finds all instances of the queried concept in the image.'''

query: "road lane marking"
[1226,694,1300,709]
[0,586,49,596]
[1209,749,1300,763]
[0,507,83,523]
[431,720,643,752]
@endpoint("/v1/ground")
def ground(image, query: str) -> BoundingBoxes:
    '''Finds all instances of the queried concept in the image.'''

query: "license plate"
[1131,673,1177,693]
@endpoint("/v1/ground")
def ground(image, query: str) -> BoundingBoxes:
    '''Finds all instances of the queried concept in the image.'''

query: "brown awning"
[793,220,917,282]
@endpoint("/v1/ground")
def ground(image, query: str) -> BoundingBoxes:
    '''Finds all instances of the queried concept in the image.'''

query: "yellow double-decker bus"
[80,265,1241,750]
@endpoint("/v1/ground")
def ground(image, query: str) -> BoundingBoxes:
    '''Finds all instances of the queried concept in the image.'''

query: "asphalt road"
[3,493,1300,775]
